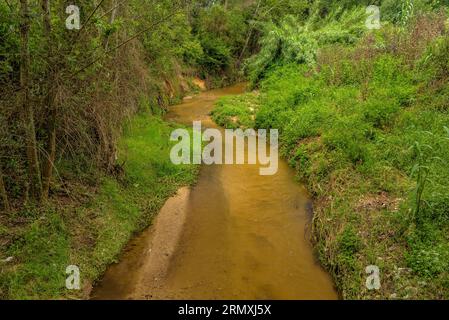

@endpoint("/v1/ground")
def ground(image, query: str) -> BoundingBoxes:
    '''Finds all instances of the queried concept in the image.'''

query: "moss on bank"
[0,114,198,299]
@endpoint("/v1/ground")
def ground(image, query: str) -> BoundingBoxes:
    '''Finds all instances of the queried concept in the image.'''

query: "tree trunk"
[0,166,10,213]
[104,0,118,51]
[236,0,261,68]
[41,0,56,202]
[20,0,42,200]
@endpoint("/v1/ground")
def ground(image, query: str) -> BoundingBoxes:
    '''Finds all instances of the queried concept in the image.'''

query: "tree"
[40,0,57,202]
[20,0,42,200]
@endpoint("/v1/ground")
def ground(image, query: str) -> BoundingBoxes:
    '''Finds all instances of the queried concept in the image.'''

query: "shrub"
[406,239,449,277]
[211,93,258,129]
[417,35,449,85]
[198,35,232,73]
[363,97,400,128]
[281,103,332,148]
[336,226,363,271]
[246,16,319,84]
[246,7,366,85]
[323,116,371,164]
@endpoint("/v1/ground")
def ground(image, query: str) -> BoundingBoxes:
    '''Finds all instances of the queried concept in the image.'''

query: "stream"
[91,83,337,300]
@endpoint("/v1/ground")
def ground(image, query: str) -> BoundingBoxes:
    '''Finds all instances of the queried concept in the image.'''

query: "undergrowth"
[0,114,198,299]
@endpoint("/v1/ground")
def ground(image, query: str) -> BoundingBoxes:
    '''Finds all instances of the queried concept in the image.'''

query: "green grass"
[212,37,449,299]
[0,114,198,299]
[211,92,259,129]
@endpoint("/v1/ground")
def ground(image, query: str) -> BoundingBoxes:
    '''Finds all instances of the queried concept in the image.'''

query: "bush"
[198,35,232,73]
[336,226,362,271]
[417,35,449,85]
[281,103,332,147]
[323,116,372,164]
[246,8,366,85]
[211,93,258,129]
[363,97,400,128]
[255,64,324,129]
[406,239,449,277]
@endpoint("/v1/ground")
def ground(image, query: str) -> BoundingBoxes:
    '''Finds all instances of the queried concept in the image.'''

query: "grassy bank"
[0,114,198,299]
[212,21,449,299]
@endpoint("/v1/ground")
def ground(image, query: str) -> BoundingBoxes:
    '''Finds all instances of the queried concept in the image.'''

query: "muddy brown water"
[91,83,338,300]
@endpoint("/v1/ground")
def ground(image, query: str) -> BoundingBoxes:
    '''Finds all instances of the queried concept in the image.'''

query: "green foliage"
[417,35,449,84]
[338,226,362,257]
[192,3,249,79]
[406,242,449,277]
[409,140,433,223]
[211,93,258,129]
[198,35,232,73]
[1,211,70,299]
[0,3,18,76]
[363,98,400,128]
[246,15,318,83]
[0,114,198,299]
[255,64,323,130]
[324,116,372,164]
[282,102,331,146]
[381,0,449,25]
[406,221,449,278]
[246,7,366,85]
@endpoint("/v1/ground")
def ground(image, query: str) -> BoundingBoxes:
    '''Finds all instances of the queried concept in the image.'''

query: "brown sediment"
[91,187,191,300]
[130,187,191,299]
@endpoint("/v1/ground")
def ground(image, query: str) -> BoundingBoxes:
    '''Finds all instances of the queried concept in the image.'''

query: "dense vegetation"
[213,0,449,299]
[0,0,258,299]
[1,114,198,298]
[0,0,254,211]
